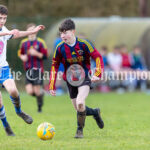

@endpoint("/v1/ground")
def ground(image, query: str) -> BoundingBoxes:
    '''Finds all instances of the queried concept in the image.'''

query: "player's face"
[0,14,7,28]
[27,26,37,40]
[60,30,75,44]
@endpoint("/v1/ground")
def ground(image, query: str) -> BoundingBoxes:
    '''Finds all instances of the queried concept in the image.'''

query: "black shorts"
[66,77,91,99]
[25,68,43,86]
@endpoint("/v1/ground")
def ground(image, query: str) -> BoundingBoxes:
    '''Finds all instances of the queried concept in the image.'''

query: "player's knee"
[26,88,34,96]
[33,87,41,96]
[27,90,34,96]
[9,89,18,97]
[77,103,85,112]
[34,91,40,97]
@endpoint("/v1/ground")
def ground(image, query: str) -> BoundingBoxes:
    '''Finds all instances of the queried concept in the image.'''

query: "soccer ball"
[37,122,55,140]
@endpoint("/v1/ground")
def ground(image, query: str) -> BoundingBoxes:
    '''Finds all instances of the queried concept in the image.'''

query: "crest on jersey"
[78,50,83,55]
[0,40,4,55]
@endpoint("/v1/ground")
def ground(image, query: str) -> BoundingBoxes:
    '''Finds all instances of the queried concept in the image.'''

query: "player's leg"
[67,83,101,138]
[32,69,44,112]
[25,70,36,97]
[33,85,44,112]
[3,79,33,124]
[71,98,77,110]
[73,102,104,129]
[3,79,20,113]
[67,82,83,138]
[0,92,15,136]
[80,77,104,129]
[72,98,100,119]
[25,84,35,96]
[74,85,89,138]
[72,97,85,138]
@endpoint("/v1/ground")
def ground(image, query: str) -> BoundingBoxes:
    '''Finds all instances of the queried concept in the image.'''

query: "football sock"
[36,94,44,109]
[86,106,97,116]
[77,111,86,130]
[10,96,21,114]
[0,106,9,127]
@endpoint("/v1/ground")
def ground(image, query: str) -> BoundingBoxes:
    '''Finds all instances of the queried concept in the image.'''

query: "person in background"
[107,46,122,90]
[98,46,110,92]
[120,44,133,91]
[120,44,132,69]
[18,23,48,112]
[131,46,147,91]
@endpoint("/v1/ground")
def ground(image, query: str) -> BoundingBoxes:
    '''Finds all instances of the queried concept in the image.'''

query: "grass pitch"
[0,92,150,150]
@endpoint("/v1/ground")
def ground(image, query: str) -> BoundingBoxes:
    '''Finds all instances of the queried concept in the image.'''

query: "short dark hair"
[59,19,75,32]
[0,5,8,15]
[26,23,36,29]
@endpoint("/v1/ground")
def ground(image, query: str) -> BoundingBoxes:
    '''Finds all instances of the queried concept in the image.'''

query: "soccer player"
[49,19,104,138]
[0,5,45,136]
[18,23,48,112]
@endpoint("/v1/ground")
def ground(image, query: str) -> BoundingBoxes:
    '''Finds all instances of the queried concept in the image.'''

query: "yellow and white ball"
[37,122,55,140]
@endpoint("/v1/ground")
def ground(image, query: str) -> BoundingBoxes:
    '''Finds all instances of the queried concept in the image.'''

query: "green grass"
[0,92,150,150]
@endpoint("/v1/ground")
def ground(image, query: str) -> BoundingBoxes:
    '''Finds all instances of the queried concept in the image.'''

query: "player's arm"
[49,47,61,96]
[40,39,48,59]
[18,41,28,62]
[84,41,104,82]
[0,29,18,36]
[91,49,104,82]
[28,39,48,59]
[0,32,11,36]
[12,25,45,39]
[28,48,44,59]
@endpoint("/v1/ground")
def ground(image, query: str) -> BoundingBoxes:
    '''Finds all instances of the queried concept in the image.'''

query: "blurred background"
[1,0,150,93]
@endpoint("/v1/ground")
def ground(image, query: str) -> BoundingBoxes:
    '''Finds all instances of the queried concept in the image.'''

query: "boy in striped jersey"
[0,5,45,136]
[49,19,104,138]
[18,23,48,112]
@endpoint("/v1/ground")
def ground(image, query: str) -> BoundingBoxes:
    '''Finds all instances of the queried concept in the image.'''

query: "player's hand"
[28,48,37,56]
[49,90,56,96]
[33,25,45,33]
[91,75,100,83]
[20,55,28,62]
[9,29,19,36]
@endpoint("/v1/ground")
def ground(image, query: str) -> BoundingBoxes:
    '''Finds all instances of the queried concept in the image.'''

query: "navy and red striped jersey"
[49,37,104,90]
[18,37,48,73]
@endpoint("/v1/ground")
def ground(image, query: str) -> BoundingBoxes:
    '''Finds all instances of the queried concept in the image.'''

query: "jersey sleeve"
[18,40,25,57]
[49,46,62,90]
[38,38,48,59]
[3,26,13,40]
[84,41,104,77]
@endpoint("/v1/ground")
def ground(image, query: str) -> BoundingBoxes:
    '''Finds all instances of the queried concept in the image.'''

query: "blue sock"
[0,106,8,128]
[10,96,21,114]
